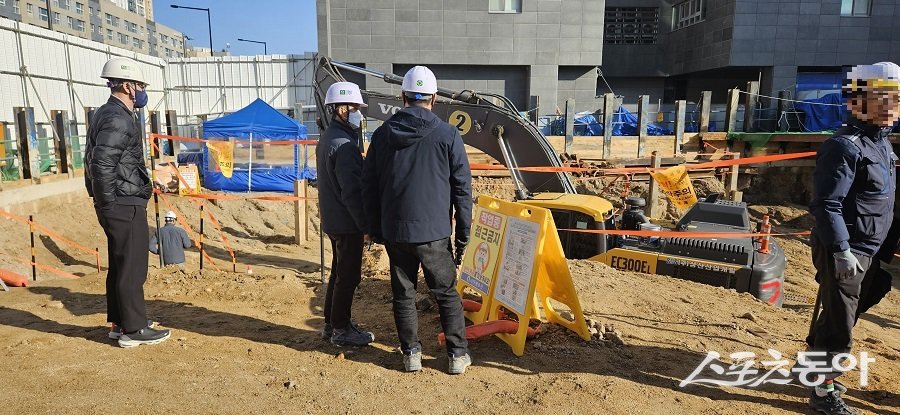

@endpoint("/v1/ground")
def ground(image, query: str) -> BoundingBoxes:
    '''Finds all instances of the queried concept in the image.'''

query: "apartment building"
[0,0,183,59]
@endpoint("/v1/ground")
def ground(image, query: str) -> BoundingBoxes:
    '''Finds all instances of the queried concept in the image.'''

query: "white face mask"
[347,110,363,128]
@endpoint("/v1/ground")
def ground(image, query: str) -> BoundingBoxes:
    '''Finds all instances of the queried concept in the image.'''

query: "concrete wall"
[317,0,606,115]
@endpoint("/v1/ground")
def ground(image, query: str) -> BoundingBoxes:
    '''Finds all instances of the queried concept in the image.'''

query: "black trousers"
[96,204,149,333]
[323,233,364,330]
[806,236,873,372]
[385,238,467,357]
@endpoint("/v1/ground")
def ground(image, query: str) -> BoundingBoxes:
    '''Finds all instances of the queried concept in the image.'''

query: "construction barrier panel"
[456,195,591,356]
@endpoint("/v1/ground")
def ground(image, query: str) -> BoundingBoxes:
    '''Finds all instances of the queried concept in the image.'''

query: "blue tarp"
[793,93,846,132]
[796,73,843,92]
[201,99,314,192]
[549,106,673,136]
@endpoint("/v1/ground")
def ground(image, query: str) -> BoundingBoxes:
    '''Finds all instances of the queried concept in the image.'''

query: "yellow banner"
[649,165,697,210]
[206,141,234,178]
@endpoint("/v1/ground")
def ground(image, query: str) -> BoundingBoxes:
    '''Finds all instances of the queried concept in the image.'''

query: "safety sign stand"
[450,195,591,356]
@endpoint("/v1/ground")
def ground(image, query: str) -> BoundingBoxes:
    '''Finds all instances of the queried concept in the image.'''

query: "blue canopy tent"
[202,98,314,192]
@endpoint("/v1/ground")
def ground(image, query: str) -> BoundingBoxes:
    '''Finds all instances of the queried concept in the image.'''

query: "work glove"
[833,250,865,280]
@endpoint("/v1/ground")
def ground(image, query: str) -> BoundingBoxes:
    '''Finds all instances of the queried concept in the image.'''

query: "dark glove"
[454,245,466,267]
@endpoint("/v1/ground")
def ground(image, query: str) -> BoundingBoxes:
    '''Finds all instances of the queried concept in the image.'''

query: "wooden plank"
[602,93,616,159]
[637,95,649,158]
[674,100,686,154]
[564,98,575,154]
[699,91,712,134]
[744,81,760,133]
[725,88,739,133]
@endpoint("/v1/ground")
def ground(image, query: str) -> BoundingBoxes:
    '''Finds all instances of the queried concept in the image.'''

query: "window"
[605,7,659,44]
[90,23,95,33]
[841,0,870,16]
[26,3,33,15]
[119,32,129,44]
[74,19,83,32]
[75,2,82,14]
[67,15,73,28]
[56,0,68,10]
[137,3,144,16]
[106,28,112,40]
[0,0,6,7]
[127,0,136,12]
[160,34,169,44]
[53,11,60,25]
[88,6,93,16]
[132,37,141,48]
[673,0,704,30]
[105,13,112,25]
[12,0,18,14]
[125,21,137,33]
[38,6,48,21]
[489,0,521,13]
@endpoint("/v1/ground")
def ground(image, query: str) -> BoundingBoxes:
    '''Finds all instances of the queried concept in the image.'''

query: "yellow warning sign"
[206,140,234,178]
[649,165,697,210]
[457,196,591,356]
[177,164,201,195]
[449,110,472,136]
[459,206,507,323]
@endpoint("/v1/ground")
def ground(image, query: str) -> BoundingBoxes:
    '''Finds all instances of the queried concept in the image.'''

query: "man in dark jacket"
[317,81,375,347]
[85,57,170,348]
[805,62,900,415]
[363,66,473,375]
[149,211,192,267]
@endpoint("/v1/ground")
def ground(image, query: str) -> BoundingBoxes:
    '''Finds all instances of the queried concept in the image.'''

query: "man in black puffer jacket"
[85,57,170,348]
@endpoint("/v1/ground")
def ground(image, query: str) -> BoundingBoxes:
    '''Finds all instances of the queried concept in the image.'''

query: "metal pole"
[200,204,205,270]
[206,10,213,52]
[248,133,253,192]
[29,215,36,281]
[147,143,164,268]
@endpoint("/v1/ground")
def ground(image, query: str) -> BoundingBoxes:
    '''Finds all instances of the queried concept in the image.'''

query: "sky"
[153,0,318,56]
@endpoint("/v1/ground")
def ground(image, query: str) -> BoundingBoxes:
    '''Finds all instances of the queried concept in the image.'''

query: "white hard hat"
[846,62,900,91]
[101,57,147,85]
[402,66,438,95]
[165,211,177,220]
[324,82,367,107]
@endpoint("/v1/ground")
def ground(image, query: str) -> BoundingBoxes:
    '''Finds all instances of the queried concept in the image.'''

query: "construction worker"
[363,66,472,374]
[149,211,192,267]
[317,81,375,347]
[84,57,170,348]
[805,62,900,415]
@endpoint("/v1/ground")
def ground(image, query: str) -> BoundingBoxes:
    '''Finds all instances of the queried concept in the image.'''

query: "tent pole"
[248,132,253,193]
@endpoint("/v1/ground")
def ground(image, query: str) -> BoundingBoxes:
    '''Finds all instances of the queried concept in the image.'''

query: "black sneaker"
[321,323,333,340]
[330,322,374,347]
[118,326,171,348]
[809,389,861,415]
[108,320,156,340]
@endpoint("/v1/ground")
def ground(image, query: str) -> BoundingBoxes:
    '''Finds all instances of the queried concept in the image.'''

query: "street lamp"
[170,4,213,53]
[237,38,267,55]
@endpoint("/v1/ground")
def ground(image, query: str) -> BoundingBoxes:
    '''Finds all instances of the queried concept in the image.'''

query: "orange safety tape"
[559,228,811,238]
[150,133,317,146]
[0,209,99,257]
[156,193,221,272]
[201,205,237,264]
[0,252,79,279]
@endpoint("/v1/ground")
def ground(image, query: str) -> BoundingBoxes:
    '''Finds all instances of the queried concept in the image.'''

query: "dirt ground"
[1,180,899,415]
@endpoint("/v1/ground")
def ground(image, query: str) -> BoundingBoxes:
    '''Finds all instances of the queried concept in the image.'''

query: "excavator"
[313,56,786,307]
